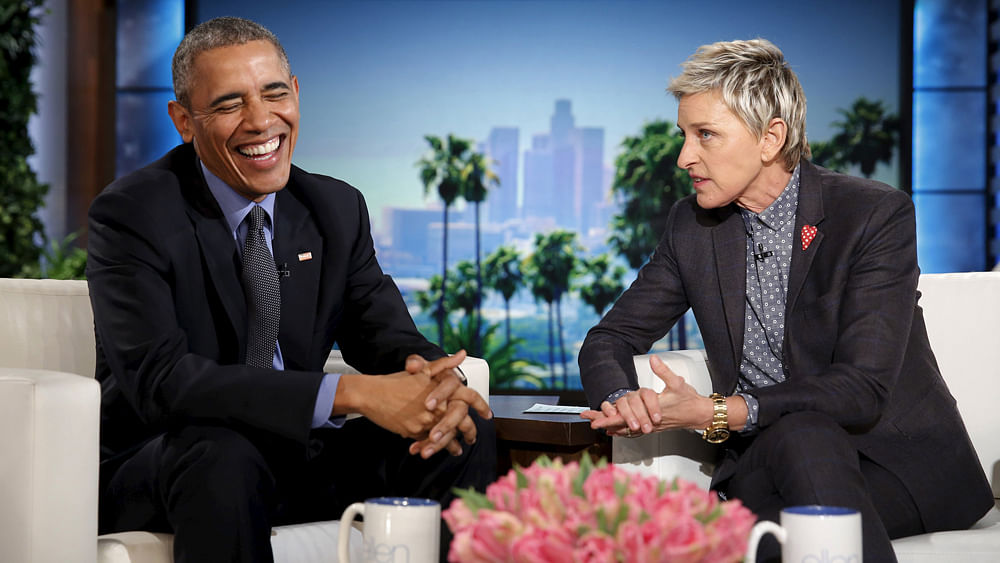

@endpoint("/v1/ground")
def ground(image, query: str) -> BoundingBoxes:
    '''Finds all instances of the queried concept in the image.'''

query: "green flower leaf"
[596,508,610,535]
[515,465,529,489]
[696,503,723,525]
[452,486,494,514]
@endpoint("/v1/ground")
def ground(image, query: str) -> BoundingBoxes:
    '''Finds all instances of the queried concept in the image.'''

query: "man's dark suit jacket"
[579,159,992,532]
[88,143,443,466]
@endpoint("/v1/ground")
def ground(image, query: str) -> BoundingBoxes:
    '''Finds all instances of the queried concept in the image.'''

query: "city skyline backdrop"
[192,0,904,388]
[198,0,901,239]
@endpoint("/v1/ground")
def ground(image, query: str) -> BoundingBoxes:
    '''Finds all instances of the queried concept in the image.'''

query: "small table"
[490,394,612,475]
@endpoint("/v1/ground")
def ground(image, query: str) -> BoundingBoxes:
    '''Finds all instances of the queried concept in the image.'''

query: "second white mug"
[337,497,440,563]
[746,505,862,563]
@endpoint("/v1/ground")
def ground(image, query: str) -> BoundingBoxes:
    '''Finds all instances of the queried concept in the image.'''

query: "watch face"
[704,428,730,444]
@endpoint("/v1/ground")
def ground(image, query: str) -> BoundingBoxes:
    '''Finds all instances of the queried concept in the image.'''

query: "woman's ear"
[761,117,787,163]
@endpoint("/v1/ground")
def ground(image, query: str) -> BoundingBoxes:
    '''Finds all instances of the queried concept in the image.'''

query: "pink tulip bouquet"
[444,456,756,563]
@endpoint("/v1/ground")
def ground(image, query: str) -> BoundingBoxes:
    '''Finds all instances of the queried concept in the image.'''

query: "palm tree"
[448,260,479,320]
[608,120,692,348]
[414,274,446,340]
[526,230,582,388]
[483,245,523,344]
[414,262,477,333]
[578,253,626,317]
[608,120,691,268]
[417,134,471,345]
[830,97,899,178]
[809,139,847,173]
[442,317,544,390]
[522,258,557,384]
[461,151,498,357]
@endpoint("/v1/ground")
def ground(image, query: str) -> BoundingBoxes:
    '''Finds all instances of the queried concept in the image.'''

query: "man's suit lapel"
[273,184,323,368]
[712,206,748,374]
[179,149,248,355]
[786,161,826,314]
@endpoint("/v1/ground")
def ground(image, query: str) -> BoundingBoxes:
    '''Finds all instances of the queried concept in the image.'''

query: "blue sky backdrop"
[199,0,900,223]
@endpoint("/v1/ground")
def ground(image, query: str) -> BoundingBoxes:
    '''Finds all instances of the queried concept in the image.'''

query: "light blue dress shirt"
[200,161,341,429]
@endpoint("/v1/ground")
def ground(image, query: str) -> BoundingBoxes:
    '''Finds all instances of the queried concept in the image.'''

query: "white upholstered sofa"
[614,272,1000,561]
[0,277,490,563]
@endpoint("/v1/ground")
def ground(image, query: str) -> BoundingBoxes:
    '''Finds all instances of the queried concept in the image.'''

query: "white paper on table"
[523,403,589,414]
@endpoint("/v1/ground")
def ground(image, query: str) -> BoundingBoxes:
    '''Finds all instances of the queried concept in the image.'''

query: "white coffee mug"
[337,497,440,563]
[746,505,862,563]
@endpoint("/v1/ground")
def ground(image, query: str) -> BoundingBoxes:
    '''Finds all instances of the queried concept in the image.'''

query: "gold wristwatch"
[702,393,730,444]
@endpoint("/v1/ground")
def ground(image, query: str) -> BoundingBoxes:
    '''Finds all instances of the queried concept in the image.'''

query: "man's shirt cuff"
[312,373,346,429]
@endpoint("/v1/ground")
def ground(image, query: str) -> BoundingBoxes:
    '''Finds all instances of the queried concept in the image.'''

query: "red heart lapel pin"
[801,225,817,251]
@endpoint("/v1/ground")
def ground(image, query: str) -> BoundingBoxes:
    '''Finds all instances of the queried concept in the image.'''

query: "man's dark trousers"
[99,413,496,563]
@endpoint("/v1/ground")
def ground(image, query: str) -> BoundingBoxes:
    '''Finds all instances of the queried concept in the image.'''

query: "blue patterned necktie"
[241,205,280,368]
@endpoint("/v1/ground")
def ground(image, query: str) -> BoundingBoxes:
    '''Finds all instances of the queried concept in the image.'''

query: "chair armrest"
[324,350,490,407]
[632,349,713,395]
[0,368,100,563]
[455,356,489,406]
[613,350,717,489]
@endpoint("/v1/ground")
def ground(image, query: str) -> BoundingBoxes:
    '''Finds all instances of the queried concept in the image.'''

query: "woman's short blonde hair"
[667,38,809,170]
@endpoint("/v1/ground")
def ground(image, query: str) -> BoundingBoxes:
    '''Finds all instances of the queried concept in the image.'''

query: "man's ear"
[167,100,195,143]
[760,117,788,163]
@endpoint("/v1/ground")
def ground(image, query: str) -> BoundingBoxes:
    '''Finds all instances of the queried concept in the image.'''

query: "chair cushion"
[0,278,95,376]
[97,522,364,563]
[916,272,1000,496]
[892,508,1000,562]
[0,369,100,563]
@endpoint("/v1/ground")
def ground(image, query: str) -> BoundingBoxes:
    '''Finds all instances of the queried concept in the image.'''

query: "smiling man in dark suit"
[579,38,991,562]
[87,16,494,563]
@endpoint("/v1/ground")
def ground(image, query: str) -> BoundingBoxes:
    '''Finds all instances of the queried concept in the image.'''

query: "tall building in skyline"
[576,127,605,234]
[550,99,577,229]
[485,127,519,224]
[550,99,574,146]
[522,133,556,221]
[522,100,607,233]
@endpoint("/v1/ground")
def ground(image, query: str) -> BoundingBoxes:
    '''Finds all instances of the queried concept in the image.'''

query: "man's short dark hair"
[172,16,291,108]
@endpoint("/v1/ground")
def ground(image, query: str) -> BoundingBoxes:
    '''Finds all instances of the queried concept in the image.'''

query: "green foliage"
[415,262,481,320]
[484,244,523,343]
[447,260,480,318]
[523,230,583,386]
[463,151,497,205]
[484,245,523,302]
[577,253,625,317]
[452,486,495,514]
[415,274,446,328]
[415,259,543,389]
[442,316,544,390]
[524,230,582,304]
[417,135,467,344]
[416,134,496,348]
[0,0,49,278]
[608,120,692,269]
[808,139,847,172]
[831,97,899,178]
[811,97,899,179]
[40,232,87,280]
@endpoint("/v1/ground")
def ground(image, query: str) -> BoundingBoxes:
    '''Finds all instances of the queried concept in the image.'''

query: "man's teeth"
[239,138,280,157]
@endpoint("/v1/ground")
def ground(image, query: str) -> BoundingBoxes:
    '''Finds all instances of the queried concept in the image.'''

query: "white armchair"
[0,277,490,563]
[614,272,1000,561]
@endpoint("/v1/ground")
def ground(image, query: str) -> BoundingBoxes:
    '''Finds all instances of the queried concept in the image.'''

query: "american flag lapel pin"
[297,251,313,262]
